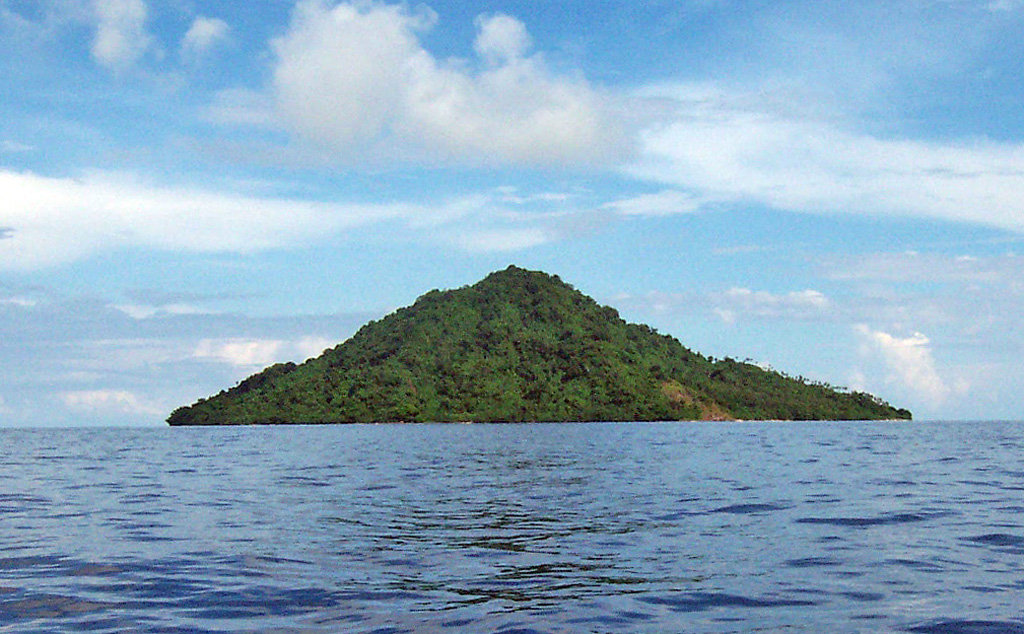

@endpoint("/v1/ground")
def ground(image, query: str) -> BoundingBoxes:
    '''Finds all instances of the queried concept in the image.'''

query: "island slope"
[168,266,911,425]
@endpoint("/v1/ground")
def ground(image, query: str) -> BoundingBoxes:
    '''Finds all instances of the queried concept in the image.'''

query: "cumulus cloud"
[474,13,531,64]
[629,83,1024,233]
[181,16,229,60]
[269,1,623,165]
[91,0,151,71]
[855,324,961,406]
[193,337,333,369]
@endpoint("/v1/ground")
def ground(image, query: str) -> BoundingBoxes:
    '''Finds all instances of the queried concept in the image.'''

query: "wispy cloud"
[449,227,553,252]
[605,190,700,216]
[821,250,1024,284]
[614,287,832,324]
[628,83,1024,233]
[0,167,606,268]
[113,288,247,320]
[987,0,1024,11]
[91,0,152,72]
[113,303,211,320]
[61,388,165,416]
[713,288,831,324]
[1,296,38,308]
[202,88,277,127]
[1,140,34,153]
[0,169,438,269]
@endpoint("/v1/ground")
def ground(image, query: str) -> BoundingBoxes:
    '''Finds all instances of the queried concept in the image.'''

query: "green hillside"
[167,266,911,425]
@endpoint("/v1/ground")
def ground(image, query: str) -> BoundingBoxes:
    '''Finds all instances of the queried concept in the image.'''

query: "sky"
[1,0,1023,426]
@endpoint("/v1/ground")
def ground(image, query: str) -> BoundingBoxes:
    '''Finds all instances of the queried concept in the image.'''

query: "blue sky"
[2,0,1023,425]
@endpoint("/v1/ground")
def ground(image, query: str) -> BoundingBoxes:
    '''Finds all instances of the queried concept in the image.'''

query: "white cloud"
[1,140,34,153]
[0,296,37,308]
[202,88,276,127]
[713,287,831,324]
[612,287,832,324]
[91,0,151,71]
[193,336,333,369]
[606,190,701,216]
[61,388,164,416]
[269,1,623,165]
[987,0,1024,11]
[0,169,424,269]
[181,16,229,60]
[823,251,1022,284]
[629,83,1024,233]
[0,168,583,268]
[493,186,572,206]
[474,13,531,64]
[855,324,962,406]
[452,227,553,252]
[113,303,208,320]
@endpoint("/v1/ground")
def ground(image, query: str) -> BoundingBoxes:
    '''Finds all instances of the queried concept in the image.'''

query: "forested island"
[168,266,911,425]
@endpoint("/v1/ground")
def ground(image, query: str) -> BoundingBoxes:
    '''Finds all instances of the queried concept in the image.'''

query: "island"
[167,266,911,425]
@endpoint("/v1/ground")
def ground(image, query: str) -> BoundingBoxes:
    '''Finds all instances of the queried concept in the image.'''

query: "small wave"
[0,555,63,572]
[796,511,949,527]
[277,475,330,488]
[838,591,884,602]
[639,591,817,612]
[653,510,701,521]
[0,493,50,514]
[568,609,656,627]
[785,556,840,568]
[906,619,1024,634]
[884,558,946,572]
[0,592,115,624]
[962,533,1024,551]
[710,503,790,514]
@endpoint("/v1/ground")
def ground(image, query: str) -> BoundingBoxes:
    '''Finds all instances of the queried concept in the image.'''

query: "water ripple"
[638,591,819,612]
[906,620,1024,634]
[796,511,953,527]
[710,502,791,514]
[1,421,1023,633]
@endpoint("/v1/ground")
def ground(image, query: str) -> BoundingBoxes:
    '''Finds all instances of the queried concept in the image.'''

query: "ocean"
[1,421,1022,633]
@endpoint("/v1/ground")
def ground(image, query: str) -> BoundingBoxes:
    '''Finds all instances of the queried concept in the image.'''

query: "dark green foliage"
[166,266,911,425]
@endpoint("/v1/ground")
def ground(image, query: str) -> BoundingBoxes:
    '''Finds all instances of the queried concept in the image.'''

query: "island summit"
[167,266,911,425]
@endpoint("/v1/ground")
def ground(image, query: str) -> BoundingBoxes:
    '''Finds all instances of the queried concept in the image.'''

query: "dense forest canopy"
[168,266,911,425]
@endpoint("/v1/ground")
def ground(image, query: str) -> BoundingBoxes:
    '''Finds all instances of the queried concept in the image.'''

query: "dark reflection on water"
[1,421,1024,633]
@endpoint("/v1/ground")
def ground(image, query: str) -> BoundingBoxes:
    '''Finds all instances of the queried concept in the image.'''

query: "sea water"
[1,421,1022,633]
